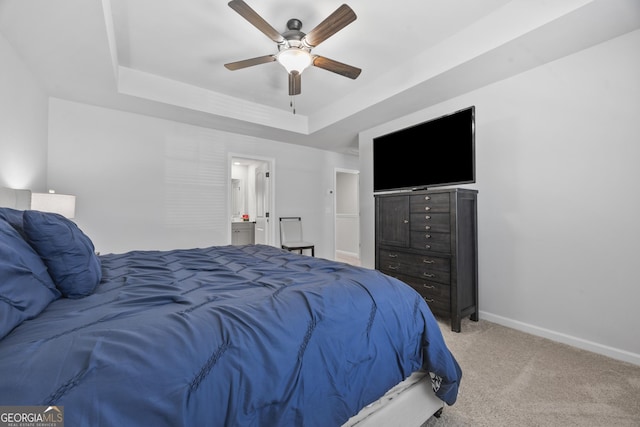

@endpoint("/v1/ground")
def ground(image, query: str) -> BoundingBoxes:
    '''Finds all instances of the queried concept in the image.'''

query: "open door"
[335,169,360,265]
[254,162,270,245]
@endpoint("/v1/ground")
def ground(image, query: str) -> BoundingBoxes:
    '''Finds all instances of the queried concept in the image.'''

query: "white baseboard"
[479,311,640,367]
[335,250,359,259]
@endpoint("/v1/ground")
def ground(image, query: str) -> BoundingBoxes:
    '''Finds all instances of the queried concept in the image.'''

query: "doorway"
[334,168,360,265]
[230,155,275,246]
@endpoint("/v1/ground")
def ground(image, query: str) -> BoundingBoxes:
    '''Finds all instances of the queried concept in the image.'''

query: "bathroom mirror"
[231,178,245,219]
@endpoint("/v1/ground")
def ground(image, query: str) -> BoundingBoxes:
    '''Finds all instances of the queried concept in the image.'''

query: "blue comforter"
[0,245,461,426]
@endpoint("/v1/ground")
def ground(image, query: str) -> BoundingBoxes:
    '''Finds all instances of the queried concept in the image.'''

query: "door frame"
[228,153,276,246]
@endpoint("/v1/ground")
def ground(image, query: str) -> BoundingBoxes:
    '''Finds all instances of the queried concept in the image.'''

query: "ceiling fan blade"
[289,72,301,96]
[302,4,356,48]
[224,55,276,70]
[228,0,285,44]
[313,56,361,79]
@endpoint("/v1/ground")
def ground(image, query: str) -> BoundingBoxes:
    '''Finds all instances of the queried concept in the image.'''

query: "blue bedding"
[0,244,461,426]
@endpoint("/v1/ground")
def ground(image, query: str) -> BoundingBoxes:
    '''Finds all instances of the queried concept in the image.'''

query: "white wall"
[360,30,640,364]
[0,33,48,190]
[47,98,358,257]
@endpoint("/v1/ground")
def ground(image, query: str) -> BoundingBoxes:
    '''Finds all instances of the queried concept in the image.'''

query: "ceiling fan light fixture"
[277,48,312,74]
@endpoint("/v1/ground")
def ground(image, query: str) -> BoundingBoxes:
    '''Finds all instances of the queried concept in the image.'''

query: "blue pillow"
[0,218,60,340]
[0,207,25,236]
[22,210,102,299]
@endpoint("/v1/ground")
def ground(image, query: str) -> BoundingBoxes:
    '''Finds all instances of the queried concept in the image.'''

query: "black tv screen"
[373,106,475,193]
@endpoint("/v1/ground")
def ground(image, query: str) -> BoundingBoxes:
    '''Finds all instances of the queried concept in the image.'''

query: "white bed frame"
[1,186,444,425]
[343,371,443,426]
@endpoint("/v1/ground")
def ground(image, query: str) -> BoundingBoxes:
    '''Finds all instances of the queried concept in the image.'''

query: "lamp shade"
[31,193,76,218]
[277,48,312,74]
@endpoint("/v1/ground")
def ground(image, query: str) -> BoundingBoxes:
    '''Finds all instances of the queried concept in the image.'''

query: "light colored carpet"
[423,318,640,426]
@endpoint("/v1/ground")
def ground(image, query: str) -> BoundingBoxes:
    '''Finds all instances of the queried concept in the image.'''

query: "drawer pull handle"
[423,273,435,278]
[423,284,435,289]
[425,207,431,211]
[403,219,409,224]
[425,234,431,239]
[425,215,431,220]
[388,265,399,270]
[425,245,431,249]
[423,259,435,264]
[387,254,398,258]
[424,196,431,201]
[424,298,435,303]
[425,226,431,230]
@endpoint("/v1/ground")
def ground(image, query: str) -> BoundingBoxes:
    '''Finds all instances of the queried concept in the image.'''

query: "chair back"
[280,217,303,244]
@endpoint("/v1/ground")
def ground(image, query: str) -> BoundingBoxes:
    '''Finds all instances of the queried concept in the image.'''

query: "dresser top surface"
[374,187,478,198]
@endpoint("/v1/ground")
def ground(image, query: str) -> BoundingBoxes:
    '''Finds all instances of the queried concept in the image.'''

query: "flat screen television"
[373,106,475,193]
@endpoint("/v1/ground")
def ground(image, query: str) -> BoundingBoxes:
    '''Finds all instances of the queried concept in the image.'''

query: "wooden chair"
[279,217,314,256]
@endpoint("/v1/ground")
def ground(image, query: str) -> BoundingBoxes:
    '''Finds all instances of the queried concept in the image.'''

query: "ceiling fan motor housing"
[286,18,303,32]
[281,18,307,50]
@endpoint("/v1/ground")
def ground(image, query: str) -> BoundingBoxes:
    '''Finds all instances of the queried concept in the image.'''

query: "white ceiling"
[1,0,639,154]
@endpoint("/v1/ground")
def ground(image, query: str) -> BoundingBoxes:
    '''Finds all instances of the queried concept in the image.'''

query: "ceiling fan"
[224,0,361,98]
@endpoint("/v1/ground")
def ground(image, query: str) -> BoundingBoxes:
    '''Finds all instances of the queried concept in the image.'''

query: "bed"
[0,187,461,426]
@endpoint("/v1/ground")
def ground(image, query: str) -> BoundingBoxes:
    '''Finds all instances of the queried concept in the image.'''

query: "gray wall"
[360,30,640,364]
[0,30,358,260]
[46,98,358,257]
[0,33,48,191]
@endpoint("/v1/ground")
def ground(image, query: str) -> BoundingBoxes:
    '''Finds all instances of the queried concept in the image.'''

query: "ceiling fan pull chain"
[290,96,296,115]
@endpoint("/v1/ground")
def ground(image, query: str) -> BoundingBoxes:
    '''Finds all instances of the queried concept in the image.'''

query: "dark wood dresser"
[375,188,478,332]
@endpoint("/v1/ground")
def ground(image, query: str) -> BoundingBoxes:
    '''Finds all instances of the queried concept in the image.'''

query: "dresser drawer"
[394,273,451,314]
[410,193,450,213]
[410,231,450,253]
[410,213,450,233]
[379,257,451,286]
[379,249,450,272]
